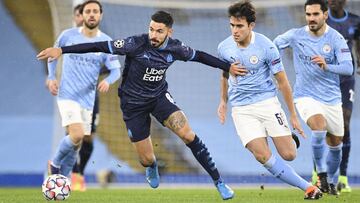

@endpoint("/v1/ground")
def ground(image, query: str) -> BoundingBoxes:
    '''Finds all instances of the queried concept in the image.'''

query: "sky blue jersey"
[218,31,284,106]
[274,25,353,105]
[48,27,121,109]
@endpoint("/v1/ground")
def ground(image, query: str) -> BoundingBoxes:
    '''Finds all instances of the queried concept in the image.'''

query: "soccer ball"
[42,174,71,201]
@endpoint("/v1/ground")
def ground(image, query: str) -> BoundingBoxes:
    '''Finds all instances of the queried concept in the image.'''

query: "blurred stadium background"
[1,0,360,187]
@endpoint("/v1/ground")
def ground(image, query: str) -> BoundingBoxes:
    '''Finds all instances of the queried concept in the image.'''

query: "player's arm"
[98,54,122,92]
[217,71,229,124]
[45,31,68,96]
[273,29,295,51]
[274,71,305,138]
[190,50,244,76]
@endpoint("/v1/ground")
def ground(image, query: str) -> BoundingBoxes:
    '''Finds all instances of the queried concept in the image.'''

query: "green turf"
[0,188,359,203]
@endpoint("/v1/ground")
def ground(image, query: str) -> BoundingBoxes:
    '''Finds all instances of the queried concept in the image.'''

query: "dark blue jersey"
[61,34,231,104]
[327,10,360,76]
[108,34,195,102]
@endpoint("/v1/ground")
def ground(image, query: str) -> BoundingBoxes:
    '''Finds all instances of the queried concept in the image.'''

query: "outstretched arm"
[190,50,247,76]
[37,41,111,61]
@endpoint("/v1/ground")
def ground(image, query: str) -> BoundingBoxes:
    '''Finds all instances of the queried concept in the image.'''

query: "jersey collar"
[78,27,102,37]
[328,9,348,23]
[157,37,169,50]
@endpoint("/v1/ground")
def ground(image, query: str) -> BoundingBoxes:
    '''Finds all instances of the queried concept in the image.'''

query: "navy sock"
[186,135,220,182]
[78,140,94,175]
[340,130,350,176]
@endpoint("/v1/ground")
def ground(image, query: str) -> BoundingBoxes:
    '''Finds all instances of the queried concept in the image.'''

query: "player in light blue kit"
[217,1,322,200]
[46,0,121,177]
[273,0,353,195]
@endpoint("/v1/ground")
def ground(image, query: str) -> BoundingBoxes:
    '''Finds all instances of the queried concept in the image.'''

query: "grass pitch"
[0,187,359,203]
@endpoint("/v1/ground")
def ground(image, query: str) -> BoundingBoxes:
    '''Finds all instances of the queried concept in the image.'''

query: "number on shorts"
[349,89,355,103]
[275,113,283,125]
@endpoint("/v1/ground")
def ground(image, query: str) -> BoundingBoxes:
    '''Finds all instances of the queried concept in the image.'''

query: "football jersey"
[274,25,353,105]
[218,31,284,106]
[50,27,121,109]
[107,34,195,104]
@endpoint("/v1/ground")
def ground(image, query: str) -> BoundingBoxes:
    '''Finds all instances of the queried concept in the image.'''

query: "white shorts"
[295,97,344,136]
[231,97,291,147]
[57,99,93,135]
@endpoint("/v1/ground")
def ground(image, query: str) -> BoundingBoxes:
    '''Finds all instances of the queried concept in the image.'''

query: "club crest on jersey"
[322,44,331,53]
[166,54,173,63]
[114,40,124,48]
[249,55,259,64]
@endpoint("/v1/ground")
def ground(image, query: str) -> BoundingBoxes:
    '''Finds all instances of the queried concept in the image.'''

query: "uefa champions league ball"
[42,174,71,201]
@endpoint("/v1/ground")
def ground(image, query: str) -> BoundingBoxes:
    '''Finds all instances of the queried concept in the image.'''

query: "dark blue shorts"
[120,91,180,142]
[340,76,355,111]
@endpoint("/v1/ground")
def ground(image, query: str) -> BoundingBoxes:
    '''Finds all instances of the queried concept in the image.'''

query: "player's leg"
[338,78,354,193]
[155,92,233,200]
[60,107,93,177]
[323,103,344,195]
[296,97,329,193]
[49,100,84,176]
[71,95,98,191]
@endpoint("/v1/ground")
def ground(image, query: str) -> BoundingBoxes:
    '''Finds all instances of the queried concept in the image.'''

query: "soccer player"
[217,1,322,200]
[69,3,102,192]
[37,10,243,200]
[318,0,359,193]
[273,0,353,195]
[45,0,121,182]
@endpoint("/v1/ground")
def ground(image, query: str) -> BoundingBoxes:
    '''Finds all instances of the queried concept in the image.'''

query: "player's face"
[82,3,102,30]
[305,4,328,33]
[148,20,173,48]
[73,9,83,27]
[328,0,346,11]
[229,16,254,44]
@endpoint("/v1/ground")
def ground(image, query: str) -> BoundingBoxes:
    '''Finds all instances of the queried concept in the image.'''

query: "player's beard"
[84,20,99,30]
[308,20,325,33]
[150,34,168,48]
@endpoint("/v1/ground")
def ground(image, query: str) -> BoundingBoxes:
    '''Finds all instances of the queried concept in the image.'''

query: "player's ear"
[249,22,255,29]
[323,10,328,20]
[168,28,173,37]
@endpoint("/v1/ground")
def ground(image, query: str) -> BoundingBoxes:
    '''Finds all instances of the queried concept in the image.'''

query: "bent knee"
[280,150,297,161]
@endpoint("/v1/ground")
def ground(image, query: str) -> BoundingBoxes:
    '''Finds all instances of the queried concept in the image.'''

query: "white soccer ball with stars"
[42,174,71,201]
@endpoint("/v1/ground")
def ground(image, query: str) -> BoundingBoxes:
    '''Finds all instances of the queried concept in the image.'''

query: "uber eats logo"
[143,68,166,81]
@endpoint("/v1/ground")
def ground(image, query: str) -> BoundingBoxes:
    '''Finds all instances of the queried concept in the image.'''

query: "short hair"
[304,0,328,12]
[80,0,103,14]
[73,3,82,14]
[228,1,256,24]
[151,11,174,28]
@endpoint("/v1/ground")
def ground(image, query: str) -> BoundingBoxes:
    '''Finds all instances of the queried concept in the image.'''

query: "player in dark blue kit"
[310,0,360,193]
[38,11,244,200]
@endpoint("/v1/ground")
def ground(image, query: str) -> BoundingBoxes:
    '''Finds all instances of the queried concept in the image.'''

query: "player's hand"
[46,79,58,96]
[37,48,62,61]
[217,100,227,124]
[289,114,306,138]
[229,62,248,77]
[98,80,110,92]
[311,55,327,70]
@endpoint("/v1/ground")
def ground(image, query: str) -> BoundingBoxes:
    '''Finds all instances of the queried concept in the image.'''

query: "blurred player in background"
[45,0,121,185]
[69,3,103,192]
[217,1,322,200]
[274,0,353,195]
[309,0,360,193]
[37,10,244,200]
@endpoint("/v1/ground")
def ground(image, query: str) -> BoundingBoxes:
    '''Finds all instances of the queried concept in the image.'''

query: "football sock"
[60,149,79,177]
[311,130,327,173]
[327,143,342,184]
[340,130,350,176]
[186,135,220,182]
[52,135,76,167]
[264,154,310,191]
[78,139,94,175]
